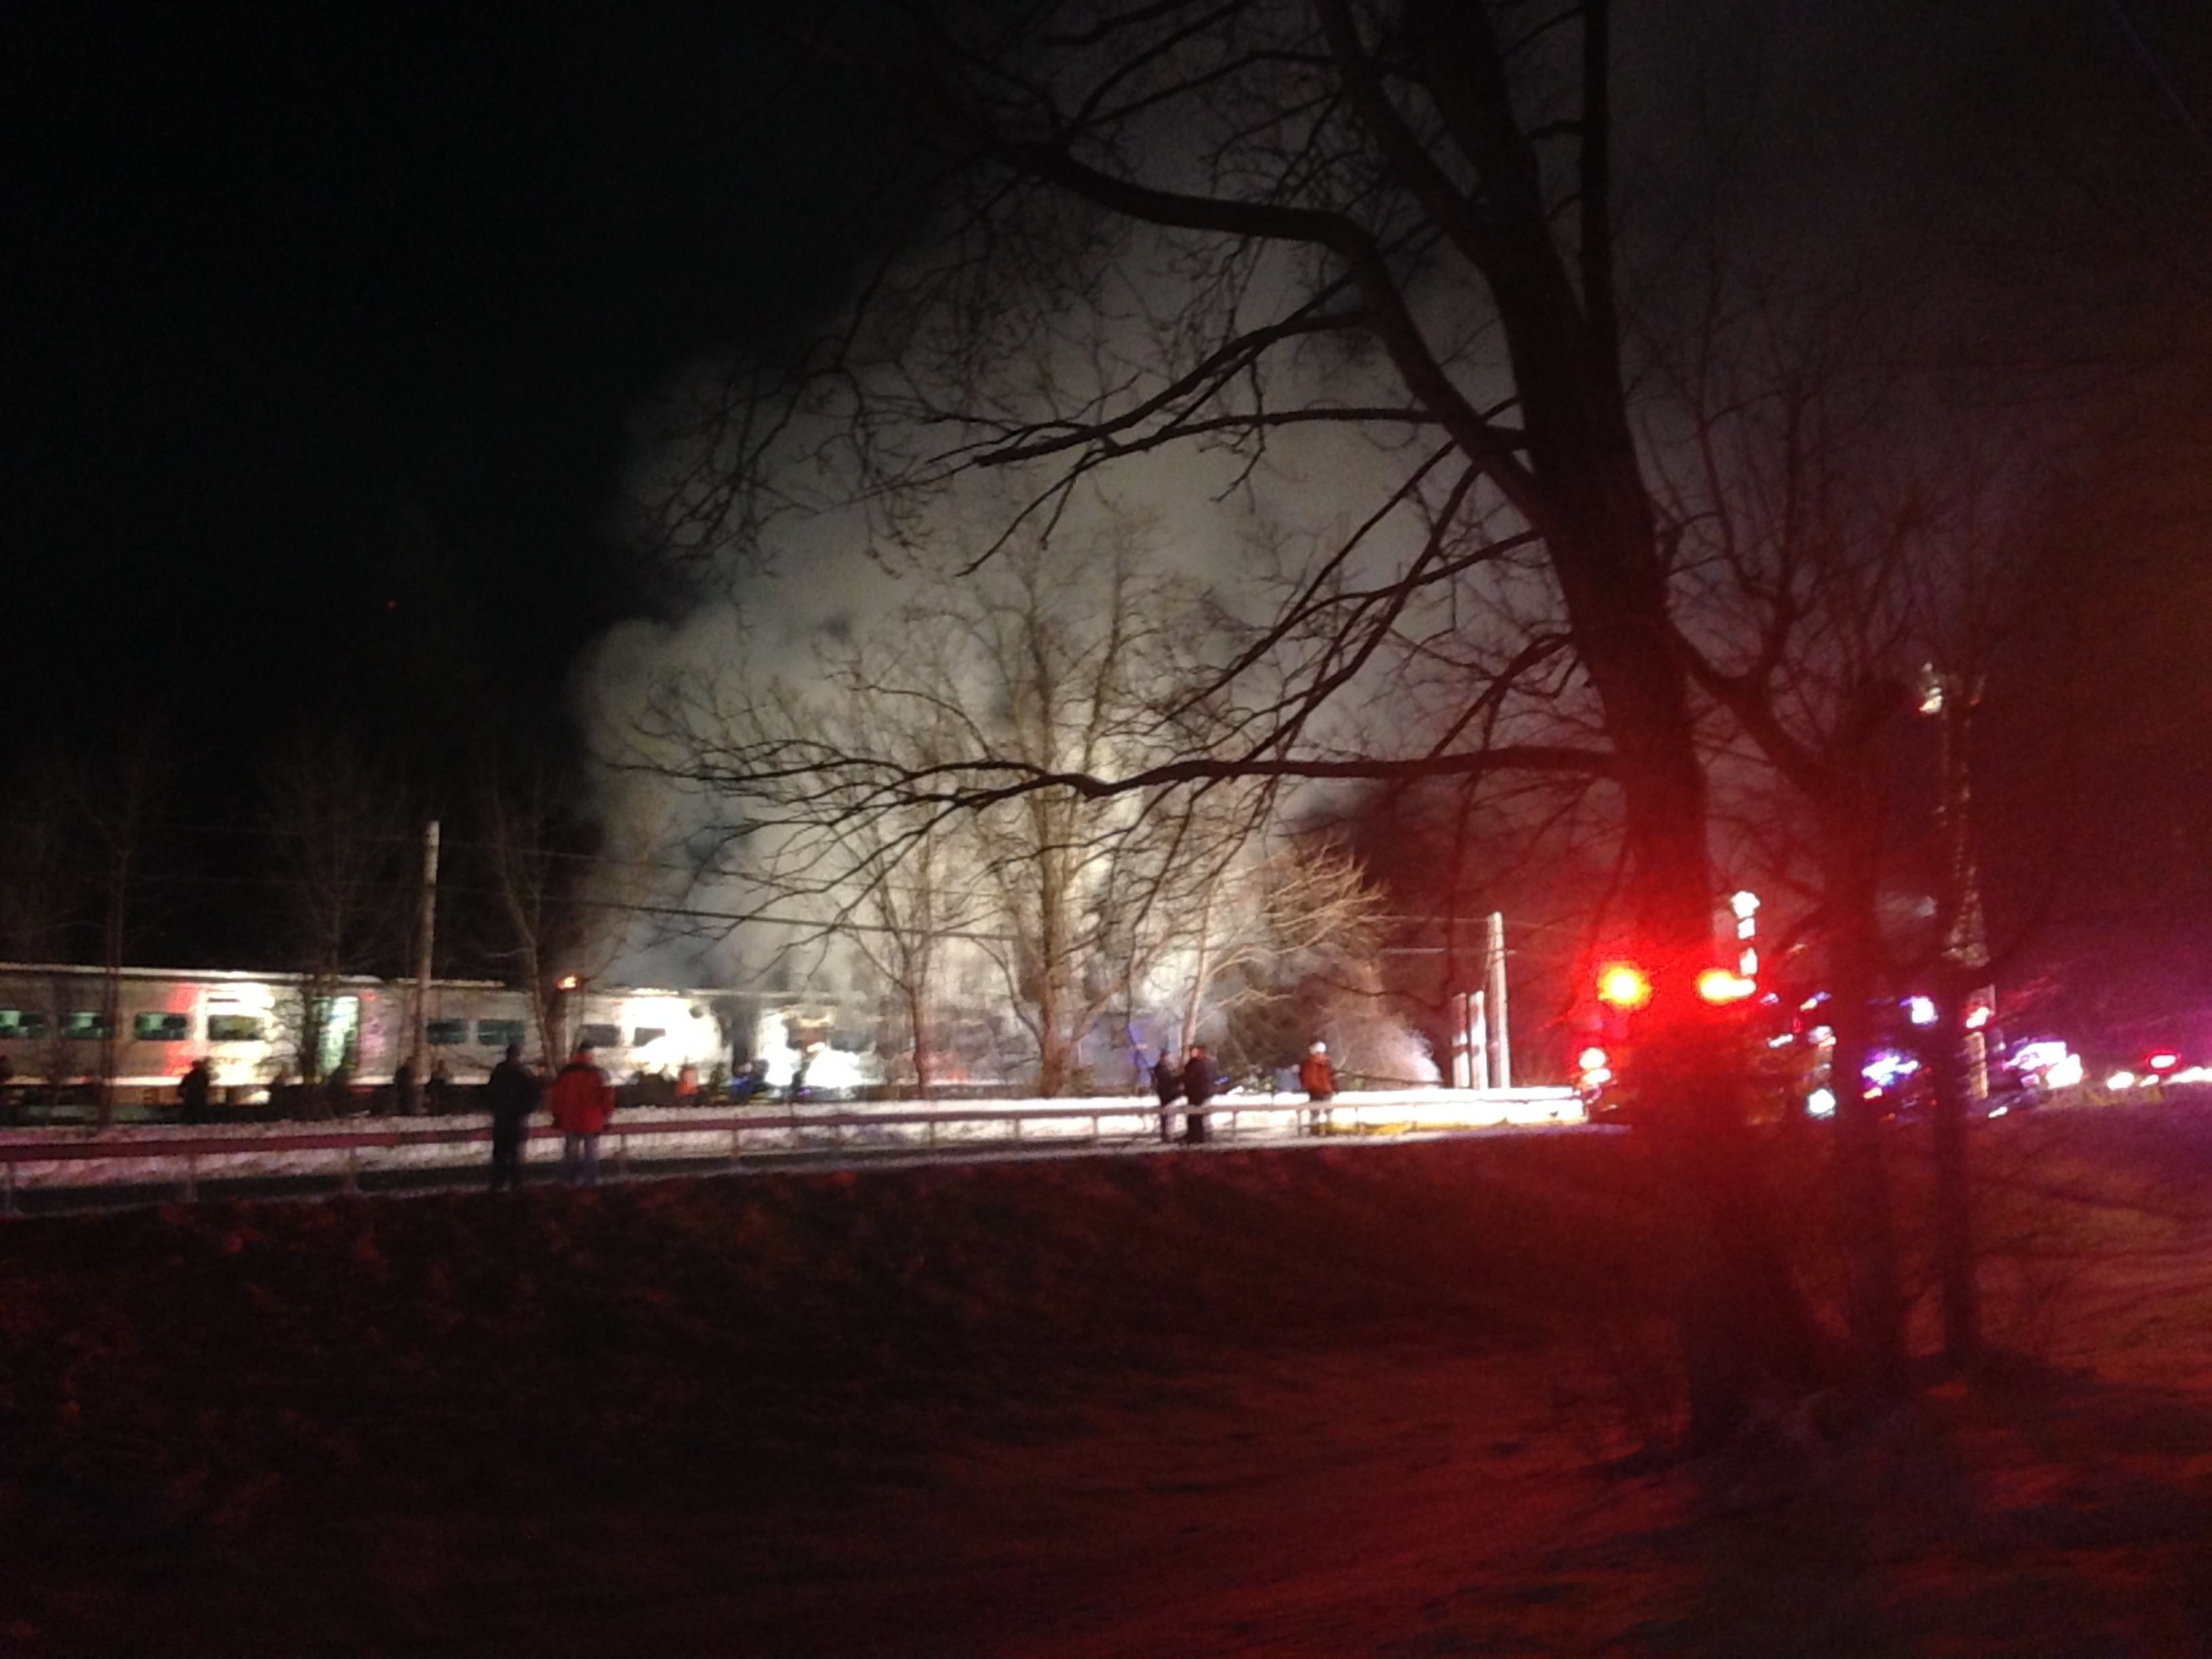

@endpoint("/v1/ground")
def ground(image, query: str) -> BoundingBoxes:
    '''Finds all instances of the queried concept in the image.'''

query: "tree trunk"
[1819,800,1909,1400]
[1928,976,1983,1368]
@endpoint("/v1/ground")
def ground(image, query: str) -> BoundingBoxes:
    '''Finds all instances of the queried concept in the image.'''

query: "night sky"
[7,2,908,765]
[6,1,2211,1037]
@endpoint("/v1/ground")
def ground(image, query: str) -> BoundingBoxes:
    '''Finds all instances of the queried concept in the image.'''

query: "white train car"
[0,963,739,1109]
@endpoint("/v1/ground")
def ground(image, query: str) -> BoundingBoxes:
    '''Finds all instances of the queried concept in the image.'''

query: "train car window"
[426,1019,470,1046]
[207,1015,265,1042]
[0,1010,49,1040]
[476,1019,527,1048]
[133,1012,192,1042]
[64,1011,108,1039]
[577,1023,622,1050]
[631,1027,666,1047]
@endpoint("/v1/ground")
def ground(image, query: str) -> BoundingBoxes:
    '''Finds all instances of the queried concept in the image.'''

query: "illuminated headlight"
[2107,1071,2137,1090]
[1807,1088,1837,1118]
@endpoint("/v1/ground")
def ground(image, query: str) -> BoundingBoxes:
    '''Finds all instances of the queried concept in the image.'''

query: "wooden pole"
[409,820,441,1096]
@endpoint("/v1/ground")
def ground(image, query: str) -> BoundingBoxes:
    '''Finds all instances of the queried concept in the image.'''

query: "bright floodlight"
[1696,967,1757,1004]
[1807,1088,1837,1118]
[2108,1071,2137,1090]
[1577,1046,1610,1071]
[1906,996,1938,1027]
[1597,962,1652,1010]
[2148,1050,2181,1072]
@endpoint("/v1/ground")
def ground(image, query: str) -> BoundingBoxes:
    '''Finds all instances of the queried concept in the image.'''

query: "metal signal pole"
[409,820,441,1090]
[1484,911,1511,1088]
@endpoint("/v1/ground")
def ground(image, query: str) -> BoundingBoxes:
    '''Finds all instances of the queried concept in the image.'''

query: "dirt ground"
[7,1113,2212,1654]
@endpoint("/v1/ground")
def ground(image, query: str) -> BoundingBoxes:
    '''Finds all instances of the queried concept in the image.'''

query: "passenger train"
[0,962,882,1110]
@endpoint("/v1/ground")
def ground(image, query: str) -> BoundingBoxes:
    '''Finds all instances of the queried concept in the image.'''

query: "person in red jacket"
[548,1042,616,1186]
[1298,1040,1337,1136]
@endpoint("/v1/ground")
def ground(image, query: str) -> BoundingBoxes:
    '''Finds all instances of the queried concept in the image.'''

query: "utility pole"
[1452,991,1488,1089]
[409,819,441,1093]
[1484,911,1511,1089]
[1921,665,1985,1368]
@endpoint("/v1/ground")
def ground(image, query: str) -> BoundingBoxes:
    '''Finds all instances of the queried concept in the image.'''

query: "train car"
[0,963,745,1111]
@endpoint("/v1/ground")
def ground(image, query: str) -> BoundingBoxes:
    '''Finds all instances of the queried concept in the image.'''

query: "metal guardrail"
[0,1089,1584,1212]
[0,1102,1202,1210]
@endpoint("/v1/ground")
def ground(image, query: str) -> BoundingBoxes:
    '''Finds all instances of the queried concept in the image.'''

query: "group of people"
[1150,1040,1336,1143]
[484,1040,617,1190]
[155,1033,1336,1185]
[389,1056,459,1117]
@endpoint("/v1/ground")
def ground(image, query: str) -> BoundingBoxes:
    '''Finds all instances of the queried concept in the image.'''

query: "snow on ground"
[15,1106,2207,1651]
[0,1085,1582,1191]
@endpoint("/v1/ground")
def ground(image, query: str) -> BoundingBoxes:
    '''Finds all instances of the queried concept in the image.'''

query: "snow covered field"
[0,1085,1582,1193]
[9,1108,2212,1652]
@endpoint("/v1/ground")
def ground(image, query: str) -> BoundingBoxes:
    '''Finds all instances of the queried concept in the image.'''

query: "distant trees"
[474,766,661,1068]
[638,532,1392,1093]
[262,739,411,1099]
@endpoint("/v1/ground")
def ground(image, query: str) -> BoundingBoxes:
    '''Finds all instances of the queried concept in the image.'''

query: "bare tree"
[0,752,87,1120]
[476,768,665,1070]
[642,531,1334,1094]
[634,1,1843,1443]
[1165,839,1385,1057]
[65,739,167,1128]
[264,739,410,1103]
[1650,262,2076,1386]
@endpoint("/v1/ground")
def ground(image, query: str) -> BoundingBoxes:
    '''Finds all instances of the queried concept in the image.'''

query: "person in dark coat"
[178,1058,213,1124]
[323,1060,354,1119]
[1298,1040,1337,1136]
[392,1056,419,1118]
[1150,1049,1183,1144]
[548,1042,616,1186]
[485,1044,540,1191]
[1181,1044,1216,1144]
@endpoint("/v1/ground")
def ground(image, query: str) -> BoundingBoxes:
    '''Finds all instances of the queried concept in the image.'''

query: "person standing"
[548,1042,616,1186]
[1298,1040,1337,1136]
[1181,1044,1216,1145]
[485,1043,541,1191]
[392,1055,419,1118]
[1150,1049,1183,1145]
[178,1058,213,1124]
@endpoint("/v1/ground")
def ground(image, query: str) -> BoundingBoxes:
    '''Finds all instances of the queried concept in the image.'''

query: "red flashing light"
[2148,1050,2181,1073]
[1597,962,1653,1010]
[1696,967,1757,1005]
